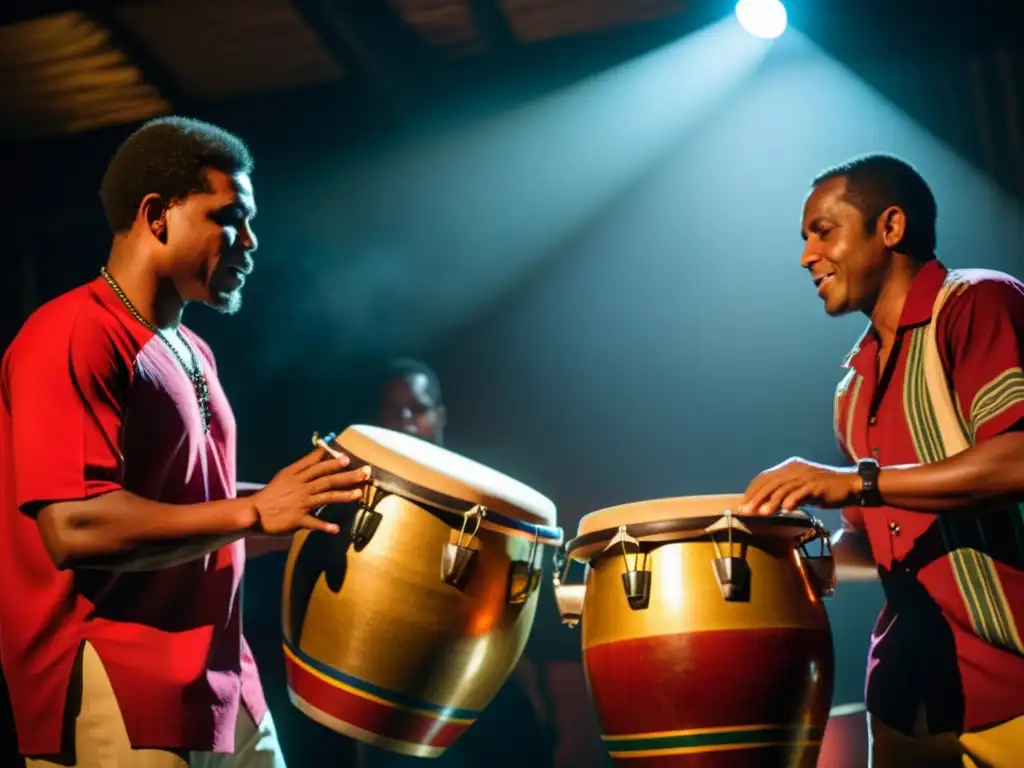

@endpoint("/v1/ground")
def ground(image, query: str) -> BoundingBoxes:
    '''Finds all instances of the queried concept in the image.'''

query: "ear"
[879,205,907,250]
[139,193,168,244]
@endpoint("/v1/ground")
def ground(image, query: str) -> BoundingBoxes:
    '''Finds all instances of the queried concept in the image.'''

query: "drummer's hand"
[251,447,371,535]
[739,458,860,516]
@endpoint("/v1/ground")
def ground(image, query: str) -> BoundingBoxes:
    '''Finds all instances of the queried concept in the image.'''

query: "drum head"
[575,494,813,545]
[335,425,557,526]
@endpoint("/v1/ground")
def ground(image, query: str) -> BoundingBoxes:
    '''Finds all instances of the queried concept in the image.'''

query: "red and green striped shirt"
[834,259,1024,734]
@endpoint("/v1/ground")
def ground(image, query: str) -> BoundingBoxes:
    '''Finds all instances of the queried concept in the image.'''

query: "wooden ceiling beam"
[291,0,435,124]
[82,1,194,116]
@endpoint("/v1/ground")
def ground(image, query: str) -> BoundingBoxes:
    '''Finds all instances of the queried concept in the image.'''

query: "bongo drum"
[282,425,562,758]
[552,494,835,767]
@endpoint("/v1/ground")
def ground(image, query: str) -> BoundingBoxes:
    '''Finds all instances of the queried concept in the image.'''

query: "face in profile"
[379,373,446,445]
[800,176,894,317]
[160,168,258,314]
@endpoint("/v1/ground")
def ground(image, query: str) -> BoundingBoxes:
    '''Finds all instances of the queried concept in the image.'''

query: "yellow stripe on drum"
[606,740,824,759]
[582,540,828,649]
[288,691,448,758]
[603,723,825,759]
[282,642,476,725]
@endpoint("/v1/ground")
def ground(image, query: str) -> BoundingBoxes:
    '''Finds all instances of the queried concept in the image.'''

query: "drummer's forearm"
[237,482,290,558]
[831,527,879,582]
[237,481,265,499]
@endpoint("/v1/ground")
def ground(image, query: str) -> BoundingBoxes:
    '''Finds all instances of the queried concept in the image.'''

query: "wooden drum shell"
[581,533,834,766]
[281,492,544,758]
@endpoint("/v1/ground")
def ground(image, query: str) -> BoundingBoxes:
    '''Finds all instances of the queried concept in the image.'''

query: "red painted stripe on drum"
[284,649,472,748]
[584,628,833,737]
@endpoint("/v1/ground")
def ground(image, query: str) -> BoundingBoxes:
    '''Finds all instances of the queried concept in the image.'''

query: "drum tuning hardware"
[800,519,836,598]
[606,525,651,611]
[552,546,584,627]
[311,431,384,551]
[710,510,751,602]
[442,505,486,589]
[351,481,386,551]
[508,528,542,604]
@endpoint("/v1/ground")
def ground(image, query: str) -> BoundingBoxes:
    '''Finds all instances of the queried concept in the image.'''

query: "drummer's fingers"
[763,479,805,516]
[310,487,365,507]
[744,477,784,515]
[291,446,329,473]
[740,474,773,512]
[780,485,811,513]
[316,466,372,490]
[299,514,341,535]
[299,452,352,480]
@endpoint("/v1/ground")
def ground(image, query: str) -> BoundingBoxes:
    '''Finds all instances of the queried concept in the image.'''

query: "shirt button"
[871,447,880,457]
[889,521,901,535]
[869,416,877,426]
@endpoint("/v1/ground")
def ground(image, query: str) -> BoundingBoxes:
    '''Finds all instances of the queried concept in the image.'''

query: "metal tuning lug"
[552,546,585,627]
[442,505,485,589]
[712,556,751,601]
[311,431,383,552]
[350,479,385,552]
[800,519,836,598]
[508,529,542,604]
[622,569,652,611]
[711,510,751,602]
[605,525,651,611]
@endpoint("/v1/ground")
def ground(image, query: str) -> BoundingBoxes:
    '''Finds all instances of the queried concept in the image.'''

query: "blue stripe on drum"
[478,510,562,545]
[282,636,482,722]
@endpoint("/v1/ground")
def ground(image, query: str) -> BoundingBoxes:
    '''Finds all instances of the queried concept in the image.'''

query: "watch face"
[859,458,879,475]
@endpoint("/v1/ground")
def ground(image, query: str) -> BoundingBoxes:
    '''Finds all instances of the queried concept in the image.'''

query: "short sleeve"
[944,276,1024,445]
[9,311,130,514]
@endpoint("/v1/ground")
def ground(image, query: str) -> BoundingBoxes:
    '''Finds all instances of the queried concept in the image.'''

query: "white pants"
[26,643,286,768]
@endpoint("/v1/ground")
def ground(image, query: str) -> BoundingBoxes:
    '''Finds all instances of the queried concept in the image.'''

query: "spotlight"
[735,0,788,40]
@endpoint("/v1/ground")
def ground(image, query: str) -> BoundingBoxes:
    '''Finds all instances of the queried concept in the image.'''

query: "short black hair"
[813,153,937,261]
[99,116,253,234]
[382,358,443,404]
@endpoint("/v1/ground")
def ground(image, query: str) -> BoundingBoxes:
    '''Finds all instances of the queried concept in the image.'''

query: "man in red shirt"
[0,116,370,767]
[740,154,1024,766]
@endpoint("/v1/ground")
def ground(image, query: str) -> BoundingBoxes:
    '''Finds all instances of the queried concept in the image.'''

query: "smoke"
[242,16,772,374]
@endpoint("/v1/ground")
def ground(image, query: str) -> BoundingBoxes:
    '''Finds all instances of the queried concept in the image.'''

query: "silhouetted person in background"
[377,358,447,446]
[356,359,558,768]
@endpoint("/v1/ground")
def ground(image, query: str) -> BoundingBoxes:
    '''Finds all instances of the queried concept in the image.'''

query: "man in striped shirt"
[741,154,1024,766]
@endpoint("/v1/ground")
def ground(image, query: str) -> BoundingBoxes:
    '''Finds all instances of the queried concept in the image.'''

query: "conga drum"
[282,425,562,758]
[552,494,835,767]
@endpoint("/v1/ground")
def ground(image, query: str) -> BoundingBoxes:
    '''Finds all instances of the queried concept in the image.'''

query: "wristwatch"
[857,457,883,507]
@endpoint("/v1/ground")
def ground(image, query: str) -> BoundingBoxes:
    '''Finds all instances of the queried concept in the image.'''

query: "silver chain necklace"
[99,267,212,433]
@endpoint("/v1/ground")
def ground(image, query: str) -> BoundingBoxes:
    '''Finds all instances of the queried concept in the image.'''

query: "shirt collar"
[841,259,948,371]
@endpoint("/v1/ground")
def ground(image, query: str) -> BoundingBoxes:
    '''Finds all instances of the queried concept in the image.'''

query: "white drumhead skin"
[577,494,808,538]
[337,425,557,527]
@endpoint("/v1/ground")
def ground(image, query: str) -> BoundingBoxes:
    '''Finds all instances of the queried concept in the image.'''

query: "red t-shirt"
[0,278,267,756]
[833,260,1024,733]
